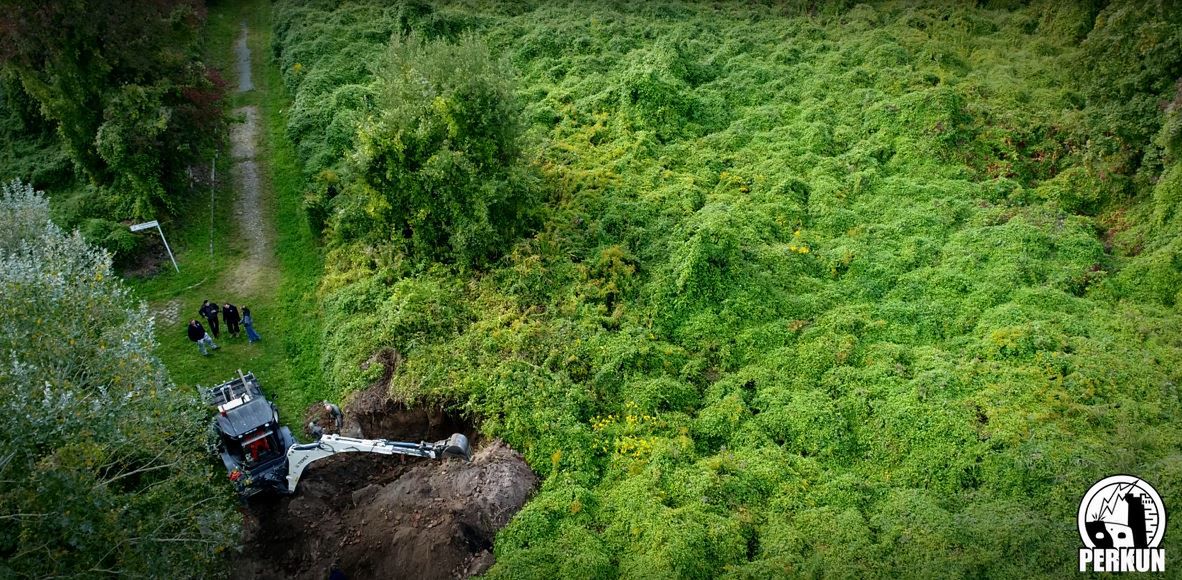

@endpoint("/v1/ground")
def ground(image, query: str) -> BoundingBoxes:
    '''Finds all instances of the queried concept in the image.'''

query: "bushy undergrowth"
[340,32,539,264]
[273,1,1182,576]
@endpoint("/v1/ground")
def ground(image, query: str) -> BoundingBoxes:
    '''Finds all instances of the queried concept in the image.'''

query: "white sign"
[129,220,159,232]
[128,220,178,272]
[1079,474,1166,572]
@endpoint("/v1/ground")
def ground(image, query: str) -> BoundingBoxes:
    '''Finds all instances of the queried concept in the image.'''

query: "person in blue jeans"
[242,307,262,343]
[187,319,218,355]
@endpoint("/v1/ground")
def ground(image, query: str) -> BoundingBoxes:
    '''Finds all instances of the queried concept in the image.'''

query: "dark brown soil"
[231,439,535,580]
[234,377,531,579]
[343,348,476,444]
[118,233,169,278]
[347,392,474,446]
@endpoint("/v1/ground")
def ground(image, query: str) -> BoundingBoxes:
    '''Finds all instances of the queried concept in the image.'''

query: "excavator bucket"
[442,433,471,461]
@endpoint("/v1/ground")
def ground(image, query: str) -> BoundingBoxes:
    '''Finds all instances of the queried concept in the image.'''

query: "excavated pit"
[232,378,535,579]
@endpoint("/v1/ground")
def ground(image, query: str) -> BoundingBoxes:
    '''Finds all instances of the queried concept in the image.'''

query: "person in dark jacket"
[187,319,218,355]
[242,306,262,343]
[199,300,221,338]
[223,303,241,338]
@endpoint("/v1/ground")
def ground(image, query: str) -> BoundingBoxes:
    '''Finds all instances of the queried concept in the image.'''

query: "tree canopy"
[333,32,538,266]
[0,0,225,220]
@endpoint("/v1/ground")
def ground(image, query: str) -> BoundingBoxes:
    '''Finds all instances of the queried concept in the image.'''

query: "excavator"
[204,371,470,497]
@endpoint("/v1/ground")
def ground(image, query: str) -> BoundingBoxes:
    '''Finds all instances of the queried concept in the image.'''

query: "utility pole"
[208,152,215,256]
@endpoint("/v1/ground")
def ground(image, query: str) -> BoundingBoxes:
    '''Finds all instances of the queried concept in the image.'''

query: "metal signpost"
[210,152,217,257]
[130,220,179,273]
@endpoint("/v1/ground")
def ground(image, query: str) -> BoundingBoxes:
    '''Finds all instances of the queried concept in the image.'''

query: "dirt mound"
[232,355,525,579]
[232,440,535,579]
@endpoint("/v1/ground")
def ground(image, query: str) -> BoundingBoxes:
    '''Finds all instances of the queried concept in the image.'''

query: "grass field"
[127,0,325,426]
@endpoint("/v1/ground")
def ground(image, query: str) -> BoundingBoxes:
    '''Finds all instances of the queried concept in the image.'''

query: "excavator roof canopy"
[216,396,274,439]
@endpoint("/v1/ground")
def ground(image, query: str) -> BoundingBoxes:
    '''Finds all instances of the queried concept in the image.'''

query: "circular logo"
[1079,475,1166,549]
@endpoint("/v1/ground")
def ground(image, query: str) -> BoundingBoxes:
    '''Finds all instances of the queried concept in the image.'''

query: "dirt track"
[228,22,276,297]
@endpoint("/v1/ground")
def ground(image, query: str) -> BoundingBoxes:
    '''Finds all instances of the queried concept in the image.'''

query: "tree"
[0,0,226,218]
[342,32,538,266]
[0,181,236,577]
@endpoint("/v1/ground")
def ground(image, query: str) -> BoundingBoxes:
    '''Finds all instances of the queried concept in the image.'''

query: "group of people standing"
[188,299,262,355]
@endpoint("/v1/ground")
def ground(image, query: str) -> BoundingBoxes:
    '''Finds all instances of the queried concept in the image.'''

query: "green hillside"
[269,1,1182,576]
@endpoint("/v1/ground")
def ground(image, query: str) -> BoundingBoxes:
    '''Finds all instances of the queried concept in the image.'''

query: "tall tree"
[0,0,225,218]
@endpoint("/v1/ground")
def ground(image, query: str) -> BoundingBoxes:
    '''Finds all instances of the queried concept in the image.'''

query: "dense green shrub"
[80,218,139,256]
[0,1,226,220]
[340,32,538,265]
[1076,1,1182,173]
[0,73,73,189]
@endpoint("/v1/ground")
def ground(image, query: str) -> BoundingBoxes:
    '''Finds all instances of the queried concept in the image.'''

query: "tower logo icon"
[1078,475,1166,572]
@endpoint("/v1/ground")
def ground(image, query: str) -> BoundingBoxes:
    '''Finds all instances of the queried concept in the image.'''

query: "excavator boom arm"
[285,433,470,493]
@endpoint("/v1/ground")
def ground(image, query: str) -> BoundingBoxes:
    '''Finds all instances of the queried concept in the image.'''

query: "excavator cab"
[204,371,295,496]
[241,427,278,464]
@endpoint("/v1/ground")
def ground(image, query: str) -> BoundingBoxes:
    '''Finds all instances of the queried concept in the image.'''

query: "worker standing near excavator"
[324,401,343,431]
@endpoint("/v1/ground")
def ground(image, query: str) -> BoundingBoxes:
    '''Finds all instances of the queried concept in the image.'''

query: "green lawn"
[127,0,325,426]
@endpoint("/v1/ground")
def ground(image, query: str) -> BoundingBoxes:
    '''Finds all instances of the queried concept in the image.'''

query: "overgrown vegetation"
[336,32,538,266]
[0,181,236,578]
[0,0,226,258]
[271,0,1182,576]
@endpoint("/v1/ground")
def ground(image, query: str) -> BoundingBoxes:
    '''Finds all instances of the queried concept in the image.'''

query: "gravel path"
[227,22,276,297]
[235,21,253,92]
